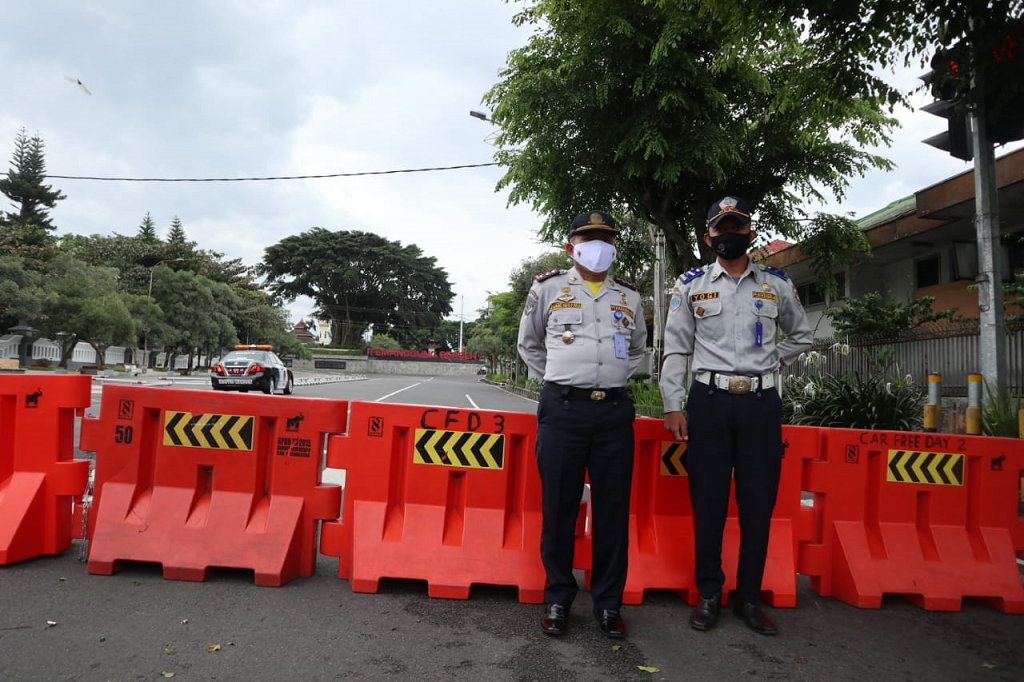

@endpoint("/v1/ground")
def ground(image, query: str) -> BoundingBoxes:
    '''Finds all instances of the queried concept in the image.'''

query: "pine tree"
[137,212,160,243]
[0,129,65,263]
[0,128,66,234]
[166,216,187,244]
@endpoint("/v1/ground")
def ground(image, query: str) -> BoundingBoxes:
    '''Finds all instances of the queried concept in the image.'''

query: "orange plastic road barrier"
[799,428,1024,612]
[0,375,91,564]
[78,384,345,586]
[320,400,545,602]
[575,420,820,607]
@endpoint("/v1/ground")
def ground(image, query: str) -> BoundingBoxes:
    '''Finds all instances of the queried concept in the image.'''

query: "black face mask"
[710,232,751,260]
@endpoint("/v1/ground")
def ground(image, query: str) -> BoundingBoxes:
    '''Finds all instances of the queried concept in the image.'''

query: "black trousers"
[685,381,783,603]
[535,385,635,610]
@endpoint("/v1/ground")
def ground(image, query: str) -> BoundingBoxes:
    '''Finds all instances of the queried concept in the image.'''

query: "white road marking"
[465,394,479,409]
[374,377,432,402]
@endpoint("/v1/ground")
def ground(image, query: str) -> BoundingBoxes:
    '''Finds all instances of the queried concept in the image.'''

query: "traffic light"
[981,18,1024,144]
[920,44,973,161]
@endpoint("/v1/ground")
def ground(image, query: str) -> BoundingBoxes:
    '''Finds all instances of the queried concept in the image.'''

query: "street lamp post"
[143,258,185,371]
[459,295,464,353]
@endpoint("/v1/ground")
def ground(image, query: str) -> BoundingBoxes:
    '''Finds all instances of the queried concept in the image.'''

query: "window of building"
[796,272,845,307]
[915,255,941,289]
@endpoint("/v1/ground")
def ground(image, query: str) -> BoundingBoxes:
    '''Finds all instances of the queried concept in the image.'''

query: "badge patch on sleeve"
[669,295,682,310]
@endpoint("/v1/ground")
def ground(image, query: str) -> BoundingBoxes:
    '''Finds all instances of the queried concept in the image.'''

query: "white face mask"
[572,239,617,273]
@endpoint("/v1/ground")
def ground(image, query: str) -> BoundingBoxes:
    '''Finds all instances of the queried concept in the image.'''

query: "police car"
[210,345,294,394]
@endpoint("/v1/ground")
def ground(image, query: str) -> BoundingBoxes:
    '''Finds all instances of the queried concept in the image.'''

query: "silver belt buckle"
[727,376,752,394]
[590,390,607,401]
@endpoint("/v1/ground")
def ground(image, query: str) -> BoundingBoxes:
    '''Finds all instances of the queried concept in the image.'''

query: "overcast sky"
[2,1,1021,327]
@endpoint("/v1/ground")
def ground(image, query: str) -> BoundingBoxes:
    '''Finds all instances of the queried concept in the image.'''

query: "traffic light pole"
[971,92,1007,394]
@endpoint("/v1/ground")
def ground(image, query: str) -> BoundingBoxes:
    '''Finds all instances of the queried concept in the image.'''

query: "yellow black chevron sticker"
[413,428,504,469]
[886,449,964,486]
[163,411,254,451]
[660,441,688,476]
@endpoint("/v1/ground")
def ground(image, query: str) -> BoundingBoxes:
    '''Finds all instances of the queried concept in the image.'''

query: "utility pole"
[459,295,464,352]
[971,82,1007,393]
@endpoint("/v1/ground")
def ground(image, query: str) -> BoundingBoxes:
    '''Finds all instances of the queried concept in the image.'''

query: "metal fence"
[781,322,1024,397]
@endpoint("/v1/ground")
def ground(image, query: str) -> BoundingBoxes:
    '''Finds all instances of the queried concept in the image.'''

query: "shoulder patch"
[612,275,637,291]
[534,268,565,282]
[760,265,788,281]
[681,267,705,283]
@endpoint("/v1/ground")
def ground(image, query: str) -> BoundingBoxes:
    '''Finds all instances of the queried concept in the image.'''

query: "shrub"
[981,382,1023,438]
[782,371,925,431]
[781,344,925,431]
[627,380,664,418]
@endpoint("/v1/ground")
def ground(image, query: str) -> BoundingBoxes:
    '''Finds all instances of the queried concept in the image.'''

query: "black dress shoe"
[541,603,569,636]
[690,594,721,631]
[733,601,778,636]
[594,608,626,638]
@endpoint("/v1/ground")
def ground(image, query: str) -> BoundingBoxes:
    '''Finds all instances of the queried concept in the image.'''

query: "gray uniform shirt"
[659,259,812,412]
[518,267,648,388]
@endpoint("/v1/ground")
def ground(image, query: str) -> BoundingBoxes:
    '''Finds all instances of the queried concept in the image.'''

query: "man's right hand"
[663,411,688,441]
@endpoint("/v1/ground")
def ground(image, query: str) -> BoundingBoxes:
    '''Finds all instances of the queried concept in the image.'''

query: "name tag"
[549,302,583,310]
[690,291,720,302]
[614,332,628,359]
[609,304,634,318]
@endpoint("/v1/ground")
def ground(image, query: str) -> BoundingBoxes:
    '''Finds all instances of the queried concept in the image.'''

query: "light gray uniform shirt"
[659,259,812,412]
[518,267,648,388]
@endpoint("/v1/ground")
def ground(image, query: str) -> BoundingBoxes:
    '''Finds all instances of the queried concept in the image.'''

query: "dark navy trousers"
[685,381,783,603]
[535,385,635,610]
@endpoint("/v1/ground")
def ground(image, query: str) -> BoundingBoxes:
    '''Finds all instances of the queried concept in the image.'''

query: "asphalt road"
[2,371,1022,681]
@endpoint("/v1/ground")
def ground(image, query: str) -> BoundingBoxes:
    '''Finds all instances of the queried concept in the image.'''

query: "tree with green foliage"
[367,333,401,350]
[137,212,160,244]
[35,255,137,366]
[153,267,237,367]
[0,129,66,265]
[825,292,960,339]
[0,255,43,331]
[484,0,896,274]
[258,228,454,348]
[701,1,1023,110]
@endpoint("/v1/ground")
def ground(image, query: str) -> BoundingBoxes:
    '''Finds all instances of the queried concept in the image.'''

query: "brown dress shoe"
[690,594,721,631]
[541,603,568,636]
[733,601,778,635]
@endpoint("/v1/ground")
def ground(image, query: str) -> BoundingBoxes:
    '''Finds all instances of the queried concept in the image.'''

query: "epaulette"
[612,275,637,291]
[760,265,788,281]
[681,267,705,283]
[534,268,565,282]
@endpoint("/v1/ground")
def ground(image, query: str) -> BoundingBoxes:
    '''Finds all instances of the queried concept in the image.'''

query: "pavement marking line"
[374,378,431,402]
[465,394,479,409]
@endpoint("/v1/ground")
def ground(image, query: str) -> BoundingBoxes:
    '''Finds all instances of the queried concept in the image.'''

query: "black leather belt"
[545,382,624,401]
